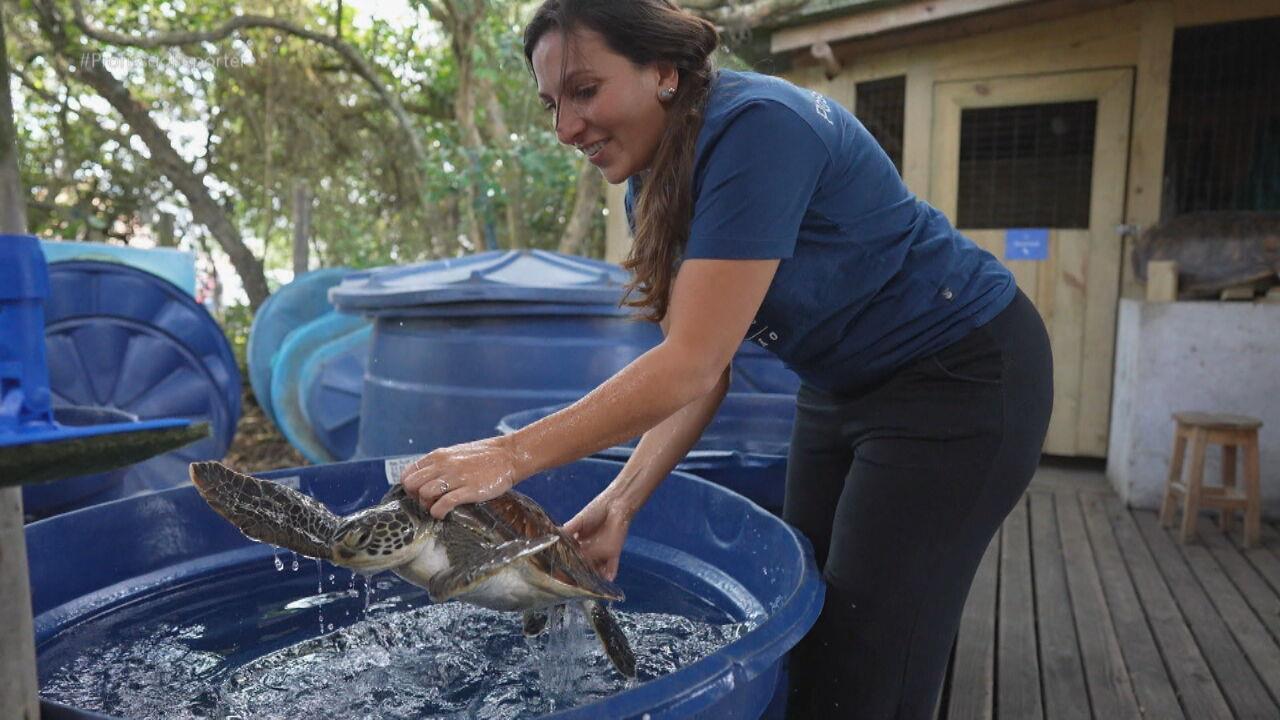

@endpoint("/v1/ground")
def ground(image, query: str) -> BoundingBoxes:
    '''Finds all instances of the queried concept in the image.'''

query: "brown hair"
[524,0,719,322]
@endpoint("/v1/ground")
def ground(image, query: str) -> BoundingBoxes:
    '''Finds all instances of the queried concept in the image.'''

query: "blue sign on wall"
[1005,229,1050,261]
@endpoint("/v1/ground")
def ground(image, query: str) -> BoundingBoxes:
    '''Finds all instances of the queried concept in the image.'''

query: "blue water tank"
[499,393,794,514]
[41,260,240,499]
[330,251,798,457]
[29,457,823,719]
[247,268,351,425]
[300,325,371,462]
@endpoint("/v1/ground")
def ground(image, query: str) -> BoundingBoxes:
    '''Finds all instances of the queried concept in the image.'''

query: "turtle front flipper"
[425,534,560,603]
[189,461,340,561]
[585,600,636,678]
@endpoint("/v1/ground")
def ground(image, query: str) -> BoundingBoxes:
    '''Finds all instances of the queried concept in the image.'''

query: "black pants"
[784,289,1053,719]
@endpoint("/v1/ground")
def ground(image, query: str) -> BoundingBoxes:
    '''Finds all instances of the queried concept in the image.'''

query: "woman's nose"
[555,105,586,146]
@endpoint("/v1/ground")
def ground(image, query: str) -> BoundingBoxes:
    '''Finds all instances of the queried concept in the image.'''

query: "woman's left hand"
[401,436,524,518]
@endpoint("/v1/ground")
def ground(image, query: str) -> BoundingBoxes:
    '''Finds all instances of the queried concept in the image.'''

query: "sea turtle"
[188,461,636,677]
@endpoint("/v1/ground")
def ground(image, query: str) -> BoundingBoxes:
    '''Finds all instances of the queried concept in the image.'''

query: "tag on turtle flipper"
[383,455,418,486]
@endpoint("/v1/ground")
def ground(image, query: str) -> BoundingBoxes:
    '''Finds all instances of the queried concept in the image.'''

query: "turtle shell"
[383,485,623,602]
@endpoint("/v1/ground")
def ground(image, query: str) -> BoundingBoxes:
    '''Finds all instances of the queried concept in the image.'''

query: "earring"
[658,87,676,102]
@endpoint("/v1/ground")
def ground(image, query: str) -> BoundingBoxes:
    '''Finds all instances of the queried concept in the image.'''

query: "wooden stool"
[1159,412,1263,547]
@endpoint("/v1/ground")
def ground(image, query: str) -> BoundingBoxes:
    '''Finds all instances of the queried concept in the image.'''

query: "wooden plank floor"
[939,463,1280,719]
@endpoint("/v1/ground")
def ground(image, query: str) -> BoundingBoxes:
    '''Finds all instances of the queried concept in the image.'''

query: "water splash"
[41,602,755,719]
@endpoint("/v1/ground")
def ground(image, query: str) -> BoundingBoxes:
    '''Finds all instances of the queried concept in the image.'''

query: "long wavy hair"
[524,0,719,322]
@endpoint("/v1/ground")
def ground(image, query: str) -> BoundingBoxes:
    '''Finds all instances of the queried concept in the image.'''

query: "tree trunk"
[558,159,602,256]
[0,6,43,717]
[292,181,312,276]
[480,78,527,250]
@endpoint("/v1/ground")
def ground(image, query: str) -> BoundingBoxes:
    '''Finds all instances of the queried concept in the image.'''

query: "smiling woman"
[400,2,1055,719]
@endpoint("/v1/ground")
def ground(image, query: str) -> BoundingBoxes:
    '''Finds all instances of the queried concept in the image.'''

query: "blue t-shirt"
[627,70,1016,395]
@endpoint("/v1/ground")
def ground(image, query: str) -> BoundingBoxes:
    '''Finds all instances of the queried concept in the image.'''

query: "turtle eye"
[343,527,373,549]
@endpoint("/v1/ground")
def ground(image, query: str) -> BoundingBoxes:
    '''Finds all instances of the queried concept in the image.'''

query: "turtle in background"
[1133,211,1280,298]
[188,461,636,678]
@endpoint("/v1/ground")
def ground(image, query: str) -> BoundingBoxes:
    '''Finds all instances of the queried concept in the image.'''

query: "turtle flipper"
[522,610,549,637]
[189,461,340,561]
[426,534,560,602]
[585,600,636,678]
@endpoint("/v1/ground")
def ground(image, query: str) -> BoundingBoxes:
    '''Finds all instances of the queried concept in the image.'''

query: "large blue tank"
[499,393,794,514]
[330,250,799,458]
[270,313,368,464]
[29,457,824,719]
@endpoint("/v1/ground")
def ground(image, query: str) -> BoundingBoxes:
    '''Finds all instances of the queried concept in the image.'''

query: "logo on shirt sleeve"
[810,91,834,126]
[746,320,781,349]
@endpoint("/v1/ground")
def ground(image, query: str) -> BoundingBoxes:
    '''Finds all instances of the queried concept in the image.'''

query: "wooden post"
[1145,260,1178,302]
[292,181,312,277]
[0,4,43,718]
[156,212,177,248]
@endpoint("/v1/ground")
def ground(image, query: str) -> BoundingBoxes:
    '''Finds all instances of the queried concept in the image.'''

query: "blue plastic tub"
[41,260,240,497]
[247,268,350,425]
[499,394,795,514]
[29,457,823,719]
[300,325,372,462]
[331,251,798,458]
[270,313,368,463]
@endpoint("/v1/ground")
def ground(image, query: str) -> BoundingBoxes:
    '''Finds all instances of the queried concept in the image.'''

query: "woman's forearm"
[606,366,730,514]
[504,339,725,479]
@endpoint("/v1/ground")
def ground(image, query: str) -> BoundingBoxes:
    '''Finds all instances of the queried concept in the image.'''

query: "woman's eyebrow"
[538,69,596,102]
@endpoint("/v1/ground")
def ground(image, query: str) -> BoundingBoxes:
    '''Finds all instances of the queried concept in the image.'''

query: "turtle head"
[330,506,424,571]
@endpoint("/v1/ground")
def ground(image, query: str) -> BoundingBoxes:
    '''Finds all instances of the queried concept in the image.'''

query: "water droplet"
[273,555,284,572]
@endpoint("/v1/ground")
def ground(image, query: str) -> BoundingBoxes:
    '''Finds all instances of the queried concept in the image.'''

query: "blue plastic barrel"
[29,457,824,719]
[247,268,350,425]
[499,393,795,514]
[41,260,240,498]
[39,240,198,297]
[330,251,798,458]
[300,325,371,462]
[270,313,368,463]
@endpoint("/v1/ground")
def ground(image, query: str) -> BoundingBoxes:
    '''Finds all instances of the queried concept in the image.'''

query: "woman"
[402,1,1053,716]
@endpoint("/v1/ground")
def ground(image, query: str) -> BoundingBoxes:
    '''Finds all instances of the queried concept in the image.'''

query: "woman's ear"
[654,61,679,93]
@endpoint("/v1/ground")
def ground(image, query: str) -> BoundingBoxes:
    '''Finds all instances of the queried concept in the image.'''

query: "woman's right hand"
[562,491,634,582]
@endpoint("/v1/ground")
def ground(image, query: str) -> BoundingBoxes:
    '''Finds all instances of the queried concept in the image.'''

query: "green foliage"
[8,0,601,300]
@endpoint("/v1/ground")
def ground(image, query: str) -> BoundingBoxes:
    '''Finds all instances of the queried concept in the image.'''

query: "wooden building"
[607,0,1280,458]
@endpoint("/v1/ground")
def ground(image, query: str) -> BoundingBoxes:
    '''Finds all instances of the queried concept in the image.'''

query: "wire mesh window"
[856,76,906,174]
[956,101,1097,229]
[1164,17,1280,216]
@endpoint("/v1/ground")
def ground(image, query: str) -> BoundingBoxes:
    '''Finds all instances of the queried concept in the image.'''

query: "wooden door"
[931,69,1133,457]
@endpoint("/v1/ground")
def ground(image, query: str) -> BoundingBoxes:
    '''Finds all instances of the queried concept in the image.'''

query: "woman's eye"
[573,85,597,101]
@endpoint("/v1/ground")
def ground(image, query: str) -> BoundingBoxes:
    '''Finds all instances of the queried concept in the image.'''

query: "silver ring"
[438,479,449,493]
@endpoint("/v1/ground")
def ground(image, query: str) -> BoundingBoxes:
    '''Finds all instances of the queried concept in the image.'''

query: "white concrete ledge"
[1107,299,1280,516]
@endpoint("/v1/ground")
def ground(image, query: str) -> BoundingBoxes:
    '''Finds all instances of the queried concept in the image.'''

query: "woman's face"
[532,28,677,184]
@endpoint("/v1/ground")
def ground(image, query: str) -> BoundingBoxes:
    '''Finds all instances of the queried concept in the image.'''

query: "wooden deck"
[939,461,1280,719]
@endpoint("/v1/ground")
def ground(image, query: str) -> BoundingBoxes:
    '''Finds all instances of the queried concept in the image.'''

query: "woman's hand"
[563,491,634,581]
[401,436,524,519]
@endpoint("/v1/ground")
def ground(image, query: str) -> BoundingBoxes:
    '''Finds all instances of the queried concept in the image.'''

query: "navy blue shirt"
[627,70,1016,395]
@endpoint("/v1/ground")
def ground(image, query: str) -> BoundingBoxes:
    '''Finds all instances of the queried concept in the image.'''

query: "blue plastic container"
[247,268,350,425]
[331,251,799,458]
[29,457,824,719]
[300,325,371,462]
[42,260,241,495]
[270,312,368,463]
[499,394,794,514]
[39,240,197,297]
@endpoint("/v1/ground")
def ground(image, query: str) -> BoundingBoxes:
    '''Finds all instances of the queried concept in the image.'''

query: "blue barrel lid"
[42,260,240,488]
[247,268,351,425]
[300,325,371,462]
[329,250,631,315]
